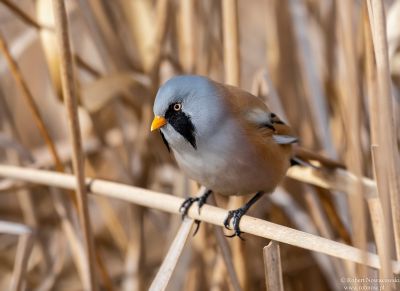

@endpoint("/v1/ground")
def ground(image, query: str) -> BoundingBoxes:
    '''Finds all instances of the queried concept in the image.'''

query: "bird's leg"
[224,191,264,239]
[179,189,213,219]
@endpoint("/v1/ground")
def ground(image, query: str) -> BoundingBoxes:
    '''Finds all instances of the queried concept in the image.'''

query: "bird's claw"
[179,190,212,236]
[179,197,199,220]
[225,230,245,240]
[197,195,208,213]
[179,197,206,237]
[223,208,246,240]
[193,220,201,236]
[224,210,234,230]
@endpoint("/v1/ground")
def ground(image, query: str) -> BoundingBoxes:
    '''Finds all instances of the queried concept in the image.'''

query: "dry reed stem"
[179,0,195,73]
[263,241,284,291]
[370,145,394,282]
[1,0,105,81]
[364,4,393,280]
[0,93,51,270]
[88,0,131,70]
[221,0,246,288]
[210,256,226,291]
[152,0,169,72]
[364,3,379,145]
[288,0,334,156]
[149,217,195,291]
[123,0,155,71]
[0,32,64,174]
[0,0,49,30]
[78,6,150,286]
[149,182,199,291]
[364,2,397,282]
[0,31,91,285]
[33,233,66,291]
[304,188,335,240]
[337,0,367,276]
[51,188,91,289]
[222,0,240,86]
[0,221,34,290]
[270,189,342,290]
[93,196,128,251]
[287,167,377,199]
[303,188,347,283]
[74,3,151,286]
[0,179,27,193]
[1,165,399,273]
[78,0,131,73]
[120,106,149,291]
[368,0,400,260]
[9,233,34,291]
[316,189,352,245]
[74,54,102,77]
[213,225,242,291]
[209,195,242,291]
[52,0,97,289]
[0,221,31,235]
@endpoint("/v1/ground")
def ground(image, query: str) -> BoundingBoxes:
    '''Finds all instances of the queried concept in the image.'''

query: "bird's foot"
[223,208,247,240]
[179,190,212,236]
[179,198,202,236]
[179,197,200,219]
[179,190,212,219]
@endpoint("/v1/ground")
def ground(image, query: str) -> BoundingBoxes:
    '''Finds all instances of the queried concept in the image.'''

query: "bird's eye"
[173,103,182,111]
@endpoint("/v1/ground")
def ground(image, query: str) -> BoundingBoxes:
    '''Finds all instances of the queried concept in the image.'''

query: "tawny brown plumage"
[151,75,335,237]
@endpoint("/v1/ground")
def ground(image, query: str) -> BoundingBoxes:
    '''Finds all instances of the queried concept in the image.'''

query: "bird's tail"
[290,146,346,170]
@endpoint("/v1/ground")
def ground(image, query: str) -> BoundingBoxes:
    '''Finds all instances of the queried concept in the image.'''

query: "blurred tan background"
[0,0,400,290]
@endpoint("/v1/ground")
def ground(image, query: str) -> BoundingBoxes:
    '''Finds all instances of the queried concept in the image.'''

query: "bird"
[150,75,325,238]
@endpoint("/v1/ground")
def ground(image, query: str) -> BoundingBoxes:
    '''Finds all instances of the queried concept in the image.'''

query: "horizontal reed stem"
[0,164,398,273]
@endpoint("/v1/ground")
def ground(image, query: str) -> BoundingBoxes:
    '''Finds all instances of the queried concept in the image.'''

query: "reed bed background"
[0,0,399,290]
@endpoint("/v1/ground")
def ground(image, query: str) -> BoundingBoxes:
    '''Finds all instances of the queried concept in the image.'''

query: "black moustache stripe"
[160,131,170,152]
[165,105,197,149]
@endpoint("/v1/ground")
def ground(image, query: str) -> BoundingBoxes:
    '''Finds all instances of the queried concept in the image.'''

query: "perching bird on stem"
[150,75,315,238]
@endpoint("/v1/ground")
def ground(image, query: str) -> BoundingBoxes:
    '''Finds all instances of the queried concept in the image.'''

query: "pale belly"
[172,141,289,196]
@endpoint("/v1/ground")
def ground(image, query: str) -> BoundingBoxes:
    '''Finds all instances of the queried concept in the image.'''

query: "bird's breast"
[172,121,291,196]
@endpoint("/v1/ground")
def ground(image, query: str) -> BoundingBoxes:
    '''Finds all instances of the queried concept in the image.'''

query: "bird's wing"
[251,109,298,145]
[219,83,298,145]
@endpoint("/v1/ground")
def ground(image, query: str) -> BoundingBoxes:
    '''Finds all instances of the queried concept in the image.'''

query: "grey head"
[153,75,226,151]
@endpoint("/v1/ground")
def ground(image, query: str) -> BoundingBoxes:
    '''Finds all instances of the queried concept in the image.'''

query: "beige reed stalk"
[368,0,400,261]
[263,241,284,291]
[0,32,64,174]
[1,165,400,273]
[0,28,94,289]
[363,3,394,282]
[0,0,47,30]
[222,0,247,288]
[337,0,367,276]
[9,234,34,291]
[179,0,195,73]
[52,0,97,290]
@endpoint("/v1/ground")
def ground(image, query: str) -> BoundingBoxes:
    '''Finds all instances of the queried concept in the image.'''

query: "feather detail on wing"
[244,106,298,145]
[214,81,298,144]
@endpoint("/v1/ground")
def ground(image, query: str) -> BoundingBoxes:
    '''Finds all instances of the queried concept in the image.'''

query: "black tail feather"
[290,157,318,169]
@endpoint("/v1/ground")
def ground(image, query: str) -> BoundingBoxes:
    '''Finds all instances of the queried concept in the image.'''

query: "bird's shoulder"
[214,83,297,143]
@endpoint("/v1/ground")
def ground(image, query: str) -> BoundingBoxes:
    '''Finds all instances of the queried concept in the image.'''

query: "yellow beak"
[151,116,167,131]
